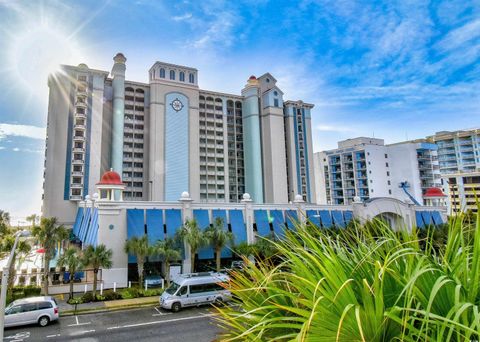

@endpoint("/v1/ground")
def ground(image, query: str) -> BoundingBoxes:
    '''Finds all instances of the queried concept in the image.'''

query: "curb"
[60,301,159,316]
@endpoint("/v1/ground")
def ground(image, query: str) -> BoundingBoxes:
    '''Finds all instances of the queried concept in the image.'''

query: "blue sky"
[0,0,478,223]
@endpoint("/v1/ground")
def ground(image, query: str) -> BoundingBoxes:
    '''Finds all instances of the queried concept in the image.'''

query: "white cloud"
[172,13,192,21]
[315,125,354,132]
[0,123,45,140]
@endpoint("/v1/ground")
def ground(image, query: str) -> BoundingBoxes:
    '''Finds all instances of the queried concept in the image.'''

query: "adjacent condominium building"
[428,129,480,214]
[42,53,316,223]
[314,137,441,205]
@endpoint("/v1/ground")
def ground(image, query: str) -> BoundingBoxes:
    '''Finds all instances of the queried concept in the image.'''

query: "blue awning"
[72,207,84,236]
[415,211,425,228]
[332,210,346,228]
[431,211,444,225]
[319,210,333,228]
[422,211,432,226]
[78,207,91,242]
[306,210,320,227]
[254,210,271,236]
[146,209,164,245]
[85,208,98,246]
[212,210,232,258]
[270,210,286,239]
[344,211,354,226]
[230,210,247,244]
[285,210,298,229]
[165,209,182,238]
[194,209,214,260]
[127,209,145,263]
[127,209,145,239]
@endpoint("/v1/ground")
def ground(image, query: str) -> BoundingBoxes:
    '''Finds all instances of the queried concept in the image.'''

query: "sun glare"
[9,24,82,94]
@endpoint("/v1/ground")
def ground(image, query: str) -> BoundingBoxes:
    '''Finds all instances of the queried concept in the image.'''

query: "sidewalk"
[53,294,159,316]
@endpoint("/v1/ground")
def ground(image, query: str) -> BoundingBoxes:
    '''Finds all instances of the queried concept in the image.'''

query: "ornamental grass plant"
[216,213,480,341]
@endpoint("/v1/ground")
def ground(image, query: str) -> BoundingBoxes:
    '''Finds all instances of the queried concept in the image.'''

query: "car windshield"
[165,282,180,295]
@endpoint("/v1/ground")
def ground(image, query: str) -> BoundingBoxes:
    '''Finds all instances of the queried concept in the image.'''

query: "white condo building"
[314,137,441,205]
[428,129,480,214]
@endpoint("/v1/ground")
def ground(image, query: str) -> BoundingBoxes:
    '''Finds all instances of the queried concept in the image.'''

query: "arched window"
[179,71,185,82]
[125,87,134,92]
[189,73,195,83]
[170,70,175,80]
[159,68,165,78]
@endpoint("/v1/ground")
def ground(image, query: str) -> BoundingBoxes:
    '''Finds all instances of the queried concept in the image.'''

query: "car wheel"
[38,316,50,327]
[171,302,181,313]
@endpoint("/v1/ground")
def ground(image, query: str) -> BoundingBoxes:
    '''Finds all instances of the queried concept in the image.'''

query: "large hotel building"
[42,53,316,223]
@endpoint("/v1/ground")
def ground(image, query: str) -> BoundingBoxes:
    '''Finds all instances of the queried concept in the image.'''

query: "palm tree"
[205,218,234,272]
[0,234,31,295]
[32,217,69,295]
[0,210,10,236]
[57,246,83,300]
[177,219,208,273]
[124,235,153,286]
[152,237,181,287]
[26,214,39,227]
[82,244,113,298]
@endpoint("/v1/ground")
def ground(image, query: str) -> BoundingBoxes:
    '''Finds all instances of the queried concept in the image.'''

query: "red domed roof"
[97,169,123,186]
[249,75,257,80]
[423,187,446,198]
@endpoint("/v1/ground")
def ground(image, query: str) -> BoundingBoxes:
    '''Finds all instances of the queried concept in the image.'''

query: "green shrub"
[103,290,122,301]
[140,288,163,297]
[23,285,41,297]
[95,294,105,301]
[67,297,83,305]
[120,289,134,299]
[217,214,480,341]
[81,292,94,303]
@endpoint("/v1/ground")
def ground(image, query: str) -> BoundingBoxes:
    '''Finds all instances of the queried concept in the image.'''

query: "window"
[21,303,37,312]
[38,302,53,310]
[387,171,390,176]
[170,70,175,80]
[273,90,278,96]
[178,286,187,296]
[386,162,389,167]
[189,73,195,83]
[388,180,391,185]
[274,98,279,107]
[179,71,185,82]
[389,189,392,195]
[159,68,165,78]
[385,154,388,158]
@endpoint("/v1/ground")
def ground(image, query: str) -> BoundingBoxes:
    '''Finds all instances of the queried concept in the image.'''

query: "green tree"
[82,244,113,298]
[57,246,83,300]
[152,237,181,287]
[0,234,31,295]
[26,214,39,227]
[0,210,10,237]
[32,217,69,295]
[177,219,208,273]
[205,218,234,272]
[124,235,153,286]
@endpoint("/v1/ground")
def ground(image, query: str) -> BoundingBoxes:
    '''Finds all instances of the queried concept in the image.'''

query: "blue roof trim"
[422,211,433,226]
[78,207,91,242]
[127,209,145,263]
[344,211,354,226]
[165,209,184,258]
[193,209,214,260]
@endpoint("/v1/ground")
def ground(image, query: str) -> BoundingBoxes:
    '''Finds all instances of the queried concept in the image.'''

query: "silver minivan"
[160,272,231,312]
[5,296,59,327]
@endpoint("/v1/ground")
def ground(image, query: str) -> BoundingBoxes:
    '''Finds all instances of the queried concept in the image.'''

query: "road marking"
[46,334,61,338]
[4,331,30,341]
[69,329,95,336]
[106,313,214,330]
[67,315,92,326]
[152,306,172,316]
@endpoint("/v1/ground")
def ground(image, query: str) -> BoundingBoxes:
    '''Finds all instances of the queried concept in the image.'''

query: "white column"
[241,193,255,244]
[179,192,193,273]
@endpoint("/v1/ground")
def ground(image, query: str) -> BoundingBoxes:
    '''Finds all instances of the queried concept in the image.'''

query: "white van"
[160,272,231,312]
[4,296,59,327]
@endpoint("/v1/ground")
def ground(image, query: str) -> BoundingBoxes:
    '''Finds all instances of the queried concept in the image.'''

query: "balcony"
[72,159,84,165]
[70,183,83,189]
[72,147,85,153]
[70,195,83,201]
[72,171,83,176]
[73,124,86,131]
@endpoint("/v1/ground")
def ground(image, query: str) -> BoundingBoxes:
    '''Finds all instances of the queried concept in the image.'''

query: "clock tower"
[147,61,200,201]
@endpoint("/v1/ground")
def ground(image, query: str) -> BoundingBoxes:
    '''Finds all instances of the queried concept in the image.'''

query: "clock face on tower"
[170,98,184,112]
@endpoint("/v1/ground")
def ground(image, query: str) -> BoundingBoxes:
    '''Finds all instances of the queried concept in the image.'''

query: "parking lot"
[3,306,220,341]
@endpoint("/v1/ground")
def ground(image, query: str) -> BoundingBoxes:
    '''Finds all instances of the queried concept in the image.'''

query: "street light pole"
[0,230,30,340]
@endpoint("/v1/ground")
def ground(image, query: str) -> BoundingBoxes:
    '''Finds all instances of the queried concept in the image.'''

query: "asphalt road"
[3,306,221,342]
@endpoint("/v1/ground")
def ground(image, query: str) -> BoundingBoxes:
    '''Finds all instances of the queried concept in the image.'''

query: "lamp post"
[0,230,30,340]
